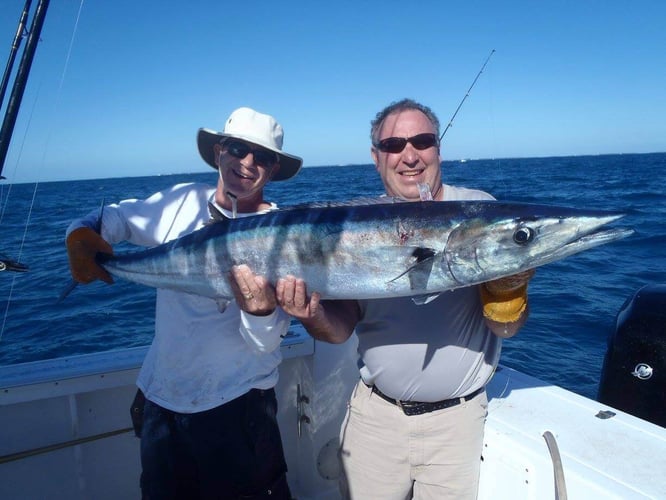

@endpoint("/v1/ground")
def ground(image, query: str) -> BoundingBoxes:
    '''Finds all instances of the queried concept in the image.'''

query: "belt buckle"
[397,400,423,416]
[396,400,410,415]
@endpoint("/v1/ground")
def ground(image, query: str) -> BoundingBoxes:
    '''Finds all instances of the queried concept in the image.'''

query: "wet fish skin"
[97,200,633,301]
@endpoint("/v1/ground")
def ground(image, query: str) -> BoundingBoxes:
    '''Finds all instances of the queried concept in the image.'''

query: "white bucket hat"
[197,107,303,181]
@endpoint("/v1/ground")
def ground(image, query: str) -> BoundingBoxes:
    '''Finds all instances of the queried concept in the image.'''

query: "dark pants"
[139,388,291,500]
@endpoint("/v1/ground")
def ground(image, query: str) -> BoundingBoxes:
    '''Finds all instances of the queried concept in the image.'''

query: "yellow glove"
[66,227,114,284]
[479,270,535,323]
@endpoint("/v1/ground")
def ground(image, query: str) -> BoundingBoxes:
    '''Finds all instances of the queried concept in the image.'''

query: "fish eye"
[513,226,535,245]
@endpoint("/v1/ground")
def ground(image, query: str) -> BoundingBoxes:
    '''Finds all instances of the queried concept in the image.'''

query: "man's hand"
[275,275,322,322]
[66,227,114,284]
[229,265,278,316]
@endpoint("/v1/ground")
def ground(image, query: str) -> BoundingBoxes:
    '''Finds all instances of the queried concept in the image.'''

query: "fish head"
[443,202,634,286]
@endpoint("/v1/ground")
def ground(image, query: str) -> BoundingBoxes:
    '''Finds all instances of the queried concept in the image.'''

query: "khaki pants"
[339,380,488,500]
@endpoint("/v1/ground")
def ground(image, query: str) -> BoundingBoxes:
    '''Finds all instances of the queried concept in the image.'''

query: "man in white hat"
[65,107,302,498]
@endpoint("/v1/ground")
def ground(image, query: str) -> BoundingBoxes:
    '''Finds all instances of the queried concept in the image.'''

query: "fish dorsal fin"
[208,201,226,222]
[207,202,228,223]
[277,196,409,211]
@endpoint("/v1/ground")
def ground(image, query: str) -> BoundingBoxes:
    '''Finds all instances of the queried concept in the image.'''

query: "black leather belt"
[369,384,485,416]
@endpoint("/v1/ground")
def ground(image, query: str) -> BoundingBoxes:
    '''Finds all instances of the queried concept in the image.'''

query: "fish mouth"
[530,211,632,265]
[542,226,634,263]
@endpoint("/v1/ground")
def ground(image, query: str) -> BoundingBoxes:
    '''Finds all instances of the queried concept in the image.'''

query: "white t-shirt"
[67,182,290,413]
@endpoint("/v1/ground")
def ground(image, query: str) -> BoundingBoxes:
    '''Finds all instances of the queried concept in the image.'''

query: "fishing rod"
[0,0,32,113]
[0,0,51,180]
[439,49,495,143]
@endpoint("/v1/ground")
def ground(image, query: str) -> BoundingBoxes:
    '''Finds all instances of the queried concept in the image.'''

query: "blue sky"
[1,0,665,183]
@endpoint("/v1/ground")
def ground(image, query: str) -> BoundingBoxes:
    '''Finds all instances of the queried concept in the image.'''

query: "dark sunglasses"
[223,140,278,168]
[374,133,439,154]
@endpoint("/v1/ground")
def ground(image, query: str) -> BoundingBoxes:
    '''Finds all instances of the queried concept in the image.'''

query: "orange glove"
[66,227,114,284]
[479,270,535,323]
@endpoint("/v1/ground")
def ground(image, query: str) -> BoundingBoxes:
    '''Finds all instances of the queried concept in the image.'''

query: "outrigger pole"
[0,0,51,180]
[439,49,495,143]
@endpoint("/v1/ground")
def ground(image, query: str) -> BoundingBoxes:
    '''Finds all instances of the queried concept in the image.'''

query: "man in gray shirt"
[277,98,533,499]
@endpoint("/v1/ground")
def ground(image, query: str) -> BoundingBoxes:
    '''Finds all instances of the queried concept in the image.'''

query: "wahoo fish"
[98,199,633,303]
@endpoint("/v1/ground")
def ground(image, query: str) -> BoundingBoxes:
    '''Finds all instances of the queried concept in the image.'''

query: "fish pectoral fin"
[411,293,442,305]
[387,247,438,292]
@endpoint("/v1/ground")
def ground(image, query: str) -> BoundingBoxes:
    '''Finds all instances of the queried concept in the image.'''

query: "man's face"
[371,109,442,201]
[215,140,279,200]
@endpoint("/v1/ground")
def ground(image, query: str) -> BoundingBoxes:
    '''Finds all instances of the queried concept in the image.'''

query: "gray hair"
[370,98,441,144]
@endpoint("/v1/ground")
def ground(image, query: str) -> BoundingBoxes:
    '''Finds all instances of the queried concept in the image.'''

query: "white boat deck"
[481,366,666,498]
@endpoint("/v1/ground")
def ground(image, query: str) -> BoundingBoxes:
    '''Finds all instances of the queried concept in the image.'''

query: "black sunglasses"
[374,133,439,154]
[223,140,278,168]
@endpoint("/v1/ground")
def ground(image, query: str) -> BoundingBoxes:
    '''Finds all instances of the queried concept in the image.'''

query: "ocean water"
[1,153,665,400]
